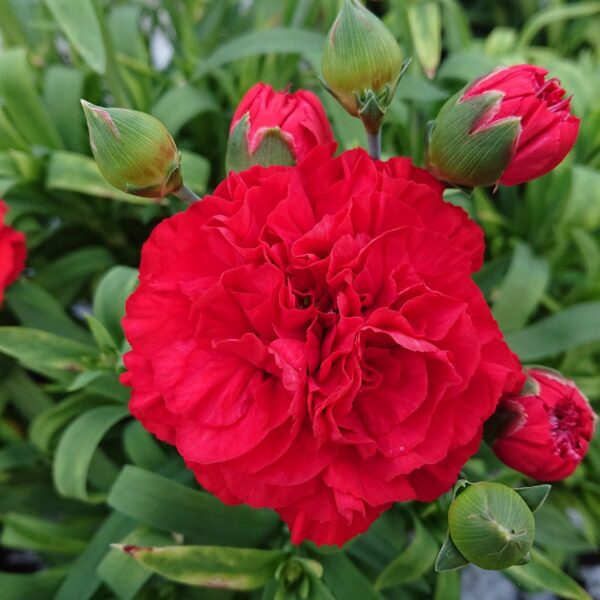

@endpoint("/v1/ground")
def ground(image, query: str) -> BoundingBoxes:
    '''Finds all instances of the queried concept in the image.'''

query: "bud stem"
[173,184,201,204]
[367,131,381,160]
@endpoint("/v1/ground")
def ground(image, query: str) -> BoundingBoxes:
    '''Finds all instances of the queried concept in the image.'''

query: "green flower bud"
[425,91,521,188]
[322,0,406,134]
[447,482,534,571]
[81,100,182,198]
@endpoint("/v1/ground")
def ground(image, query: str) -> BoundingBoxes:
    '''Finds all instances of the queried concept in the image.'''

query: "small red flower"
[0,200,26,306]
[493,368,597,481]
[463,64,580,186]
[229,83,335,163]
[122,146,523,546]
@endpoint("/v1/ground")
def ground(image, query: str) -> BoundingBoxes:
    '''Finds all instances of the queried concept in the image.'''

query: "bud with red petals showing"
[226,83,335,173]
[0,200,26,307]
[426,64,580,188]
[490,367,597,481]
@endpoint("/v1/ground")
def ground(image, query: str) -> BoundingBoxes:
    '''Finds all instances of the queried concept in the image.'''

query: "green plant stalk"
[174,184,201,204]
[367,130,382,160]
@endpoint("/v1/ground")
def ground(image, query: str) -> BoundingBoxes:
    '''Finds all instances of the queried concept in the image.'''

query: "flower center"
[547,396,586,460]
[535,76,571,116]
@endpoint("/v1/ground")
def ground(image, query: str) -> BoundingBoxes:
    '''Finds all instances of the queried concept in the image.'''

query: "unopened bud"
[81,101,182,198]
[322,0,406,134]
[447,482,535,571]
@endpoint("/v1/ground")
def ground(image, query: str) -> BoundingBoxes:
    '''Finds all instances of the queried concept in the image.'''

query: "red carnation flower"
[229,83,335,165]
[123,146,523,546]
[0,200,26,306]
[463,64,580,186]
[493,368,597,481]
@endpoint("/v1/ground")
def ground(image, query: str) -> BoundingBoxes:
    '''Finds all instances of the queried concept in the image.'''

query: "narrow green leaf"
[492,242,550,333]
[0,569,65,600]
[312,551,382,600]
[93,266,138,344]
[0,512,91,554]
[43,65,86,152]
[109,5,148,63]
[406,1,442,78]
[152,85,219,136]
[85,314,118,352]
[0,327,97,381]
[439,0,471,51]
[117,544,284,590]
[44,0,106,74]
[123,421,168,471]
[194,29,325,79]
[30,392,114,453]
[54,511,135,600]
[0,48,63,148]
[0,107,29,152]
[519,1,600,49]
[395,75,449,102]
[375,518,439,589]
[564,165,600,230]
[47,151,158,204]
[98,527,173,600]
[0,0,30,49]
[3,367,54,420]
[53,405,129,502]
[86,371,131,403]
[108,465,280,547]
[5,280,92,345]
[506,549,592,600]
[437,50,498,82]
[0,441,41,472]
[35,246,115,306]
[506,303,600,361]
[305,570,337,600]
[181,150,211,195]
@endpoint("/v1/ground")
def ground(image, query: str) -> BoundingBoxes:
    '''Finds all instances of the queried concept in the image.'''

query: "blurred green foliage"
[0,0,599,598]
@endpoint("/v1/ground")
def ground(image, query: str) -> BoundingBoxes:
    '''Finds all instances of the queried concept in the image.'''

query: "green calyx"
[225,114,296,173]
[81,100,182,198]
[437,482,539,572]
[322,0,405,131]
[425,91,522,188]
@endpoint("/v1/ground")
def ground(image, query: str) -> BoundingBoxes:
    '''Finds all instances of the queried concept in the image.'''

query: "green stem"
[174,184,201,204]
[367,131,382,160]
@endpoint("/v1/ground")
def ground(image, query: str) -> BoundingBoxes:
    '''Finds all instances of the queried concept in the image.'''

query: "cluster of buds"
[82,2,580,195]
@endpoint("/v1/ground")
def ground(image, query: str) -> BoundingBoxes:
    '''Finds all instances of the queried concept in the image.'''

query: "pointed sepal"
[426,91,522,188]
[514,484,551,513]
[434,535,470,572]
[226,114,296,173]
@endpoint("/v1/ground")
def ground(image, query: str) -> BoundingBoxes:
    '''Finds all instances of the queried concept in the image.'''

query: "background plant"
[0,0,599,598]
